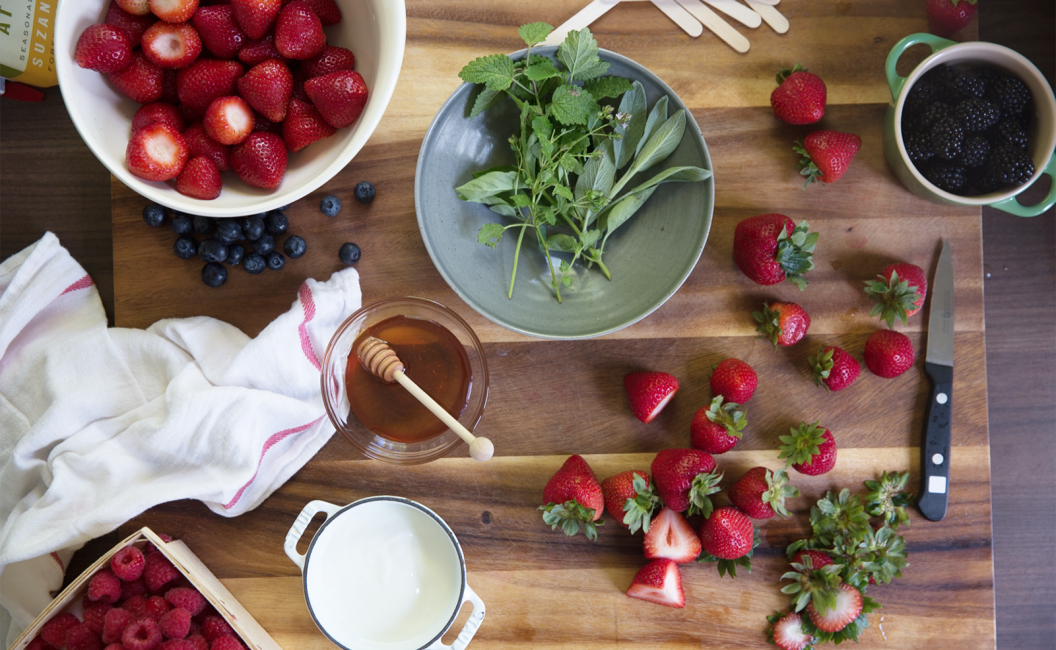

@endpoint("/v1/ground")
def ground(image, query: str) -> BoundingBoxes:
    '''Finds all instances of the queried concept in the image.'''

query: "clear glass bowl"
[321,297,489,464]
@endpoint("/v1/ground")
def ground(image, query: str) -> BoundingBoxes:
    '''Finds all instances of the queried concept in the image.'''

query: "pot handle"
[885,33,957,102]
[284,500,342,571]
[987,152,1056,217]
[429,584,486,650]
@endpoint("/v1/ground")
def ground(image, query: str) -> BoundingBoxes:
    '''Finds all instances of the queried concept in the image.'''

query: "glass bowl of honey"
[321,297,489,464]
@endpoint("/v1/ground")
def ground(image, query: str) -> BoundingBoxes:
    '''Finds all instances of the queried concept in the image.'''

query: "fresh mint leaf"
[548,234,578,253]
[509,193,532,208]
[525,58,561,81]
[557,28,607,82]
[531,115,553,140]
[478,223,505,247]
[469,87,502,119]
[519,22,553,46]
[553,184,575,201]
[459,54,515,91]
[584,76,633,99]
[549,85,596,126]
[456,170,518,202]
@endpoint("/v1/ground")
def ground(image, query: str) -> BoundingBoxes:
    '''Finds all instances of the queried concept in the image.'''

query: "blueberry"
[243,253,266,274]
[319,194,342,217]
[354,181,375,204]
[226,244,245,265]
[242,215,265,241]
[339,242,361,265]
[202,262,228,288]
[142,203,166,227]
[216,219,244,242]
[170,215,193,235]
[193,215,216,235]
[199,238,230,263]
[264,210,288,235]
[284,235,307,258]
[174,235,198,260]
[252,234,275,255]
[277,204,291,211]
[266,251,286,270]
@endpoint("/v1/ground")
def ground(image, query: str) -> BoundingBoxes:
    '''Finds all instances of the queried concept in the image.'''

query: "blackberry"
[957,135,990,168]
[242,215,265,241]
[982,145,1035,186]
[904,131,935,165]
[173,235,197,260]
[906,79,941,111]
[198,239,229,264]
[192,215,215,235]
[924,160,968,194]
[339,242,361,264]
[320,195,342,217]
[215,219,244,242]
[264,210,288,235]
[266,251,285,270]
[142,203,166,227]
[969,166,1001,194]
[920,65,957,100]
[954,98,1001,132]
[929,116,964,160]
[987,74,1031,116]
[201,263,227,288]
[243,253,266,274]
[283,235,307,258]
[951,69,987,101]
[226,245,244,266]
[252,234,275,256]
[991,119,1028,150]
[354,181,376,204]
[170,215,193,235]
[920,101,953,132]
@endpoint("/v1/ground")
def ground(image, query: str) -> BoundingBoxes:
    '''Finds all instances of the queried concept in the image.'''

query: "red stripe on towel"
[60,275,94,295]
[222,416,324,510]
[50,552,64,573]
[297,283,321,370]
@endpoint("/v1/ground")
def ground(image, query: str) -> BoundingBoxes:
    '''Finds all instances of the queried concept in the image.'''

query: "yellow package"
[0,0,58,87]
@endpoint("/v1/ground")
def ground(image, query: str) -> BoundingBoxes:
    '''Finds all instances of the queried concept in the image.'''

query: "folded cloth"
[0,233,360,645]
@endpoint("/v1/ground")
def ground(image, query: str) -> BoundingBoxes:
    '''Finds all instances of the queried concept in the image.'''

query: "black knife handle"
[919,362,953,521]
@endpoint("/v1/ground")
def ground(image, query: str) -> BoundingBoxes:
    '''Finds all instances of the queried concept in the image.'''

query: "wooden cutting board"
[115,1,994,648]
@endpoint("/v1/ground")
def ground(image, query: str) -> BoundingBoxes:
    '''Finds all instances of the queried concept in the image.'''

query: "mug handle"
[430,584,486,650]
[284,500,343,571]
[987,152,1056,217]
[884,32,958,102]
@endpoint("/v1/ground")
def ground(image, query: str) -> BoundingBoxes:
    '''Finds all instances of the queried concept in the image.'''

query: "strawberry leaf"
[539,500,602,541]
[774,220,817,290]
[779,421,828,467]
[753,302,783,349]
[686,469,723,518]
[863,270,922,329]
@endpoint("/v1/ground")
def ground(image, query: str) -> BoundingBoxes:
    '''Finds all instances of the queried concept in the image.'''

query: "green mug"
[883,33,1056,217]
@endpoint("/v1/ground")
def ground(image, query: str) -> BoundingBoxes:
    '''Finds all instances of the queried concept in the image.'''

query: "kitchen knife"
[919,239,954,521]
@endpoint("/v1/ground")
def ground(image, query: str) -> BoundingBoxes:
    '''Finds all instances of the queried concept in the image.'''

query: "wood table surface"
[1,1,1053,649]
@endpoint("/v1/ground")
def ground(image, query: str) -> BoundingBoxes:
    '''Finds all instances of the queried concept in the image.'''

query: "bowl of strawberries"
[55,0,405,217]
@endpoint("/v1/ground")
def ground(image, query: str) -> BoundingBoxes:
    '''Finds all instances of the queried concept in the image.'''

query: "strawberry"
[237,59,292,122]
[927,0,977,38]
[299,0,342,26]
[177,59,244,119]
[192,5,246,60]
[754,301,811,349]
[780,422,837,476]
[791,550,833,571]
[728,467,799,519]
[733,214,818,289]
[238,36,282,66]
[290,65,311,102]
[864,330,915,378]
[864,263,928,328]
[253,113,284,135]
[126,122,189,181]
[116,0,151,16]
[304,70,369,128]
[623,371,679,423]
[132,102,186,134]
[204,96,254,145]
[625,559,685,609]
[771,63,826,125]
[794,130,862,186]
[142,22,203,70]
[149,0,199,24]
[161,70,179,104]
[108,51,165,104]
[642,507,701,564]
[183,122,231,172]
[709,358,757,404]
[689,395,746,454]
[769,612,814,650]
[175,156,222,199]
[274,0,326,60]
[600,470,658,533]
[302,45,355,79]
[106,1,158,46]
[649,448,721,516]
[231,0,282,39]
[539,454,605,540]
[282,98,336,151]
[809,345,860,392]
[699,506,755,576]
[76,24,133,73]
[806,583,863,633]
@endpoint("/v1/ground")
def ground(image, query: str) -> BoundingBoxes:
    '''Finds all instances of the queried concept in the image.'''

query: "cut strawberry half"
[177,59,244,119]
[771,612,814,650]
[237,59,292,122]
[806,583,863,633]
[192,5,246,59]
[274,0,326,60]
[116,0,151,16]
[231,132,287,188]
[282,98,335,151]
[149,0,199,24]
[623,371,679,424]
[204,96,255,145]
[302,45,355,78]
[106,1,158,47]
[643,508,702,564]
[127,122,189,182]
[142,22,202,69]
[175,156,222,200]
[238,35,282,66]
[132,102,186,135]
[232,0,282,39]
[75,24,133,73]
[625,559,685,609]
[183,122,231,172]
[108,51,165,104]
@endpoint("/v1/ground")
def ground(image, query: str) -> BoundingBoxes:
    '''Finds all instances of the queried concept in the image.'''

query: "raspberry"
[26,635,56,650]
[122,578,149,601]
[145,534,173,555]
[103,608,137,645]
[89,570,123,604]
[160,641,193,650]
[209,637,242,650]
[158,609,191,640]
[186,636,207,650]
[66,623,103,650]
[186,622,200,638]
[42,613,81,648]
[164,589,206,617]
[104,646,126,650]
[111,547,147,582]
[122,595,148,619]
[144,596,172,621]
[121,619,163,650]
[143,553,180,593]
[198,617,232,643]
[84,603,114,635]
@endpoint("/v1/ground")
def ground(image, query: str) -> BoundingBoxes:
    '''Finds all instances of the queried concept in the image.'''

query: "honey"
[347,315,472,443]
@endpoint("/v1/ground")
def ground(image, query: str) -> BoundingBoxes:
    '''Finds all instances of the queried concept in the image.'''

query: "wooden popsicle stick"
[700,0,762,28]
[544,0,622,46]
[743,0,778,4]
[745,0,789,33]
[650,0,704,37]
[675,0,750,52]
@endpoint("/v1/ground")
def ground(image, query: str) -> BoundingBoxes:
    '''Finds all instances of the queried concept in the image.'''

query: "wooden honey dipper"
[356,336,495,462]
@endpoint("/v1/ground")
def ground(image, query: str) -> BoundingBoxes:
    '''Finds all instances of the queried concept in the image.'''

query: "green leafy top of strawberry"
[864,270,923,329]
[782,559,843,614]
[798,595,881,645]
[779,421,828,468]
[623,473,661,534]
[774,220,818,291]
[864,470,914,528]
[703,395,747,439]
[539,500,604,540]
[753,302,784,349]
[951,0,977,4]
[762,468,801,518]
[808,346,835,387]
[698,526,761,578]
[688,469,723,518]
[814,488,872,543]
[775,62,808,86]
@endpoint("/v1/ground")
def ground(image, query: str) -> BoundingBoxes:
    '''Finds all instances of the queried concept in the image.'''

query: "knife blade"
[919,239,954,521]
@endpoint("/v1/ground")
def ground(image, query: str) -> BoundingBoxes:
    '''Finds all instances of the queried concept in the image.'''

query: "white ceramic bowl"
[55,0,406,217]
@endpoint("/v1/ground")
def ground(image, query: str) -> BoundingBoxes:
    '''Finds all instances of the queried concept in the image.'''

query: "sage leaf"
[612,81,647,171]
[456,170,518,202]
[459,54,515,91]
[633,109,687,176]
[519,22,553,47]
[619,165,711,200]
[575,149,615,203]
[636,95,668,157]
[478,223,506,247]
[487,203,518,218]
[600,186,659,245]
[547,233,578,253]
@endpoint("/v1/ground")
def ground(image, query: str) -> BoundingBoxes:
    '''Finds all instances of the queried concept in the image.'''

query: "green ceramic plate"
[414,48,714,340]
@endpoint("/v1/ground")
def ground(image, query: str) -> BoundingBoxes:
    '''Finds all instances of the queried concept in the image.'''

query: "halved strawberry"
[106,1,158,46]
[142,22,202,69]
[643,508,701,564]
[184,122,231,172]
[116,0,151,16]
[177,59,244,119]
[806,583,863,633]
[274,0,326,60]
[175,156,222,200]
[302,45,355,78]
[126,122,189,181]
[282,98,335,151]
[108,51,165,103]
[299,0,341,26]
[232,0,282,39]
[625,559,685,609]
[771,612,814,650]
[237,59,292,122]
[623,371,679,424]
[193,5,246,59]
[230,132,287,188]
[149,0,199,24]
[132,102,186,134]
[76,24,133,73]
[204,96,254,145]
[238,35,283,66]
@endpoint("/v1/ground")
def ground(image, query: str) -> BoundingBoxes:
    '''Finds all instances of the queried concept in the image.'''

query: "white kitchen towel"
[0,233,361,645]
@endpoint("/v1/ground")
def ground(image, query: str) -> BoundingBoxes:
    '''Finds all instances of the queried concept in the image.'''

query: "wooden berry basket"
[10,528,281,650]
